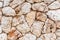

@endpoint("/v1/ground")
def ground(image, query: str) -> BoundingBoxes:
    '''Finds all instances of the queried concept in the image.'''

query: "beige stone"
[1,16,12,33]
[26,11,36,26]
[36,12,47,22]
[31,21,44,37]
[19,33,36,40]
[32,2,48,12]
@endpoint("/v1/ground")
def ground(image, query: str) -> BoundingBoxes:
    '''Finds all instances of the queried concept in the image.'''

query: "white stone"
[31,21,44,37]
[0,2,3,7]
[32,2,48,12]
[1,16,12,33]
[26,11,36,26]
[21,2,31,14]
[43,0,55,4]
[37,37,43,40]
[3,0,11,7]
[47,9,60,21]
[48,1,60,9]
[0,33,7,40]
[19,33,36,40]
[2,7,16,16]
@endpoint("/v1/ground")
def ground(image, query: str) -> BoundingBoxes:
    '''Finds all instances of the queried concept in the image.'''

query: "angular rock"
[26,11,36,26]
[31,21,44,37]
[47,9,60,21]
[2,7,16,16]
[21,2,31,14]
[48,1,60,9]
[32,2,48,12]
[0,33,7,40]
[36,12,47,22]
[1,16,12,33]
[19,33,36,40]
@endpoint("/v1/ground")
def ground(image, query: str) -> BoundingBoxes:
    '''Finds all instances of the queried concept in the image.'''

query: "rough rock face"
[0,0,60,40]
[47,9,60,21]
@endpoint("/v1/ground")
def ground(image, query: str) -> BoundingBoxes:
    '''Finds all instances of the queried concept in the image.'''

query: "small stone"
[37,37,43,40]
[43,0,55,4]
[32,2,48,12]
[2,7,16,16]
[12,15,26,26]
[55,29,60,37]
[1,16,12,33]
[36,12,47,22]
[42,19,56,33]
[0,33,7,40]
[47,9,60,21]
[26,11,36,26]
[48,1,60,9]
[19,33,36,40]
[3,0,11,7]
[31,21,44,37]
[0,2,3,7]
[21,2,31,14]
[10,0,25,8]
[8,27,22,40]
[26,0,42,3]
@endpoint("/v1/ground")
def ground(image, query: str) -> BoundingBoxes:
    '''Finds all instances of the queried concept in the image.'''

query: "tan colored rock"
[26,0,42,3]
[10,0,25,8]
[48,1,60,9]
[26,11,36,26]
[19,33,36,40]
[12,15,26,26]
[21,2,31,14]
[2,7,16,16]
[32,2,48,12]
[31,21,44,37]
[8,27,22,40]
[1,16,12,33]
[0,11,2,23]
[42,19,56,33]
[36,12,47,22]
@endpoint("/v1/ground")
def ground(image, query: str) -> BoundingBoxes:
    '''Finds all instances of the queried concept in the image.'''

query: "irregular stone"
[0,33,7,40]
[32,2,48,12]
[1,16,12,33]
[10,0,25,8]
[3,0,11,7]
[21,2,31,14]
[26,0,42,3]
[55,29,60,37]
[31,21,44,37]
[56,37,60,40]
[12,15,25,26]
[43,33,56,40]
[2,7,16,16]
[26,11,36,26]
[42,19,56,33]
[8,27,22,40]
[47,9,60,21]
[19,33,36,40]
[36,12,47,22]
[48,1,60,9]
[43,0,55,4]
[0,2,3,7]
